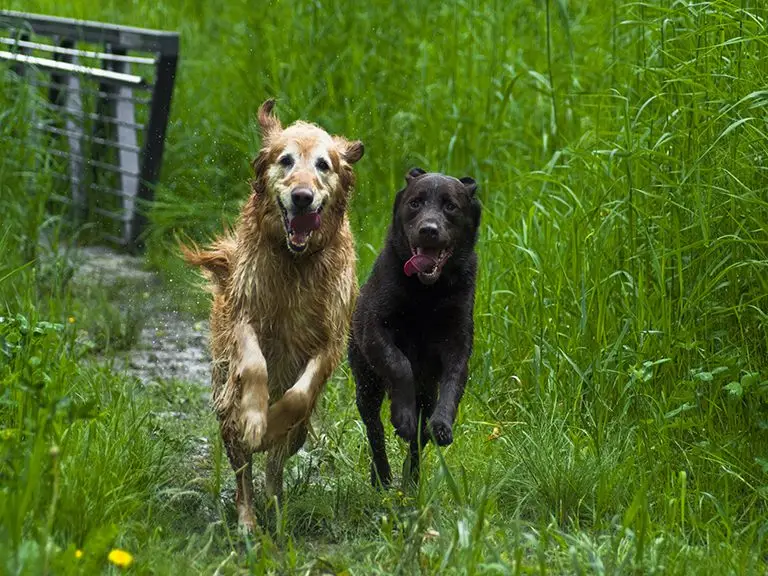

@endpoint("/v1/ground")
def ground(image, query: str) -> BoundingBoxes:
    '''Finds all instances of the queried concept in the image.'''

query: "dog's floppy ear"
[249,149,271,195]
[335,137,365,164]
[251,149,267,176]
[459,176,477,196]
[392,188,406,221]
[461,177,481,237]
[406,167,426,183]
[257,98,282,141]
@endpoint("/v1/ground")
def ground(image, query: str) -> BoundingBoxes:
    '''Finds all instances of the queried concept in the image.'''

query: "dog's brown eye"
[408,199,421,209]
[445,201,457,212]
[315,158,330,172]
[279,155,294,168]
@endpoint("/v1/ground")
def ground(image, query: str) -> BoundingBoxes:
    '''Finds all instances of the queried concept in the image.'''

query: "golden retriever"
[182,99,364,530]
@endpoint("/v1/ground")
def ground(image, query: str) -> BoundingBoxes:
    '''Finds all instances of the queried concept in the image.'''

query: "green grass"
[1,0,768,573]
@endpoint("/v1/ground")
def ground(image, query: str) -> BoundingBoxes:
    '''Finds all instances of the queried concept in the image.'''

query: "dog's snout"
[291,188,314,210]
[418,221,439,241]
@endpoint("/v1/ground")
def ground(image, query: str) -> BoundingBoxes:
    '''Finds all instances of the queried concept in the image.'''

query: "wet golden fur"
[181,99,363,530]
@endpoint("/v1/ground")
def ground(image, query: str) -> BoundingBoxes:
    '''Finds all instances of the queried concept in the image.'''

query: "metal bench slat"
[0,37,156,65]
[0,50,146,87]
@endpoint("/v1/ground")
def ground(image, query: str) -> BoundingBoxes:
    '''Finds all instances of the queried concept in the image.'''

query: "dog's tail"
[180,231,236,295]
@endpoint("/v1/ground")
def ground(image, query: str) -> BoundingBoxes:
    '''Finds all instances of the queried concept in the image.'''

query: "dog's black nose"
[419,222,439,241]
[291,188,314,210]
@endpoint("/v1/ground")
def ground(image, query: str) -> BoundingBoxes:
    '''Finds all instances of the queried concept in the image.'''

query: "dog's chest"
[389,294,463,349]
[234,251,337,361]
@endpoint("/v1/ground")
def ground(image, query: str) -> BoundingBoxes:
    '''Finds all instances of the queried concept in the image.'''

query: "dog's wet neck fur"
[230,191,355,316]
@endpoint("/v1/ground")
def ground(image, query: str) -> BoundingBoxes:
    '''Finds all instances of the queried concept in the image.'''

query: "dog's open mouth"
[279,202,323,253]
[404,246,452,284]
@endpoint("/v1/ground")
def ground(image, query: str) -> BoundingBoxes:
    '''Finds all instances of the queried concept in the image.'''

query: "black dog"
[348,167,481,486]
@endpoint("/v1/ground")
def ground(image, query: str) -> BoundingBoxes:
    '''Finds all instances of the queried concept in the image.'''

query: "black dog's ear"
[458,177,481,238]
[392,188,406,220]
[406,167,426,183]
[459,176,477,196]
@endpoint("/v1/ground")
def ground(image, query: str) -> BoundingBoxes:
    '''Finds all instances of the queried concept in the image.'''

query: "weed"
[1,0,767,573]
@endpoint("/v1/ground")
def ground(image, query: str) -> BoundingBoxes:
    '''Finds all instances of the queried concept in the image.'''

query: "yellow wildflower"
[108,549,134,568]
[75,549,83,559]
[67,316,75,324]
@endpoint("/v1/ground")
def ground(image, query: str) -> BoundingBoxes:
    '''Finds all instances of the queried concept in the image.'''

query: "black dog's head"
[391,167,481,285]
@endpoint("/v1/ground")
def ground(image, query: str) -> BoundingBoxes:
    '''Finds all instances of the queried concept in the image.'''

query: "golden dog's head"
[250,99,364,254]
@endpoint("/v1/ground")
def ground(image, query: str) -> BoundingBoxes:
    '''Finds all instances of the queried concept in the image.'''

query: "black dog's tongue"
[404,254,436,277]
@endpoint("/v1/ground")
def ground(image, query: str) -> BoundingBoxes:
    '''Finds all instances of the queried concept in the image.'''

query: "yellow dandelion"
[107,549,134,568]
[75,549,83,559]
[68,316,76,324]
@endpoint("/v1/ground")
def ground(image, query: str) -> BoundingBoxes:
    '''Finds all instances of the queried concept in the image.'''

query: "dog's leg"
[265,424,308,502]
[232,321,269,450]
[404,437,423,487]
[221,423,257,532]
[350,334,391,487]
[403,388,437,486]
[356,383,391,487]
[429,340,472,447]
[265,425,308,501]
[359,325,417,441]
[263,354,334,445]
[389,385,418,443]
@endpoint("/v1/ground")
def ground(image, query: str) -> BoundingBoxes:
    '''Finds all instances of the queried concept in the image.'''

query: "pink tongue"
[404,254,437,277]
[290,213,321,234]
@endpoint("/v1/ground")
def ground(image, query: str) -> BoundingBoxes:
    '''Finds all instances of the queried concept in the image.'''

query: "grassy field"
[2,0,768,573]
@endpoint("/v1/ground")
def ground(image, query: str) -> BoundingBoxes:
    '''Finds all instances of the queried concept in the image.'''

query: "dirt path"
[70,246,212,391]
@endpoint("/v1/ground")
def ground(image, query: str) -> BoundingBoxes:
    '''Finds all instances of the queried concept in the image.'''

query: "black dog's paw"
[428,417,453,446]
[391,407,417,441]
[371,463,392,490]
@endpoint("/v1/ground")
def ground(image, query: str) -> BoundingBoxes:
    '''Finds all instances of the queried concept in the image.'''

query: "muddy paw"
[428,417,453,446]
[264,390,308,445]
[237,505,257,535]
[241,408,267,450]
[391,406,417,441]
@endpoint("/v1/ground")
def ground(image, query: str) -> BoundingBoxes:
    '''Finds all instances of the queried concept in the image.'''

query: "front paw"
[391,406,417,441]
[428,416,453,446]
[241,408,267,450]
[371,462,392,489]
[263,390,308,446]
[237,504,257,534]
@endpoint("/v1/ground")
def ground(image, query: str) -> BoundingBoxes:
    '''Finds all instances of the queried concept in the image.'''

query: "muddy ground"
[70,245,212,390]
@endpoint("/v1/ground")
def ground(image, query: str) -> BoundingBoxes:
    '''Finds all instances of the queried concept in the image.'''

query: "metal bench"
[0,10,179,252]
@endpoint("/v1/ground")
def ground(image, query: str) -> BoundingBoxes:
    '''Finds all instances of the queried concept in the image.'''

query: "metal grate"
[0,10,179,252]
